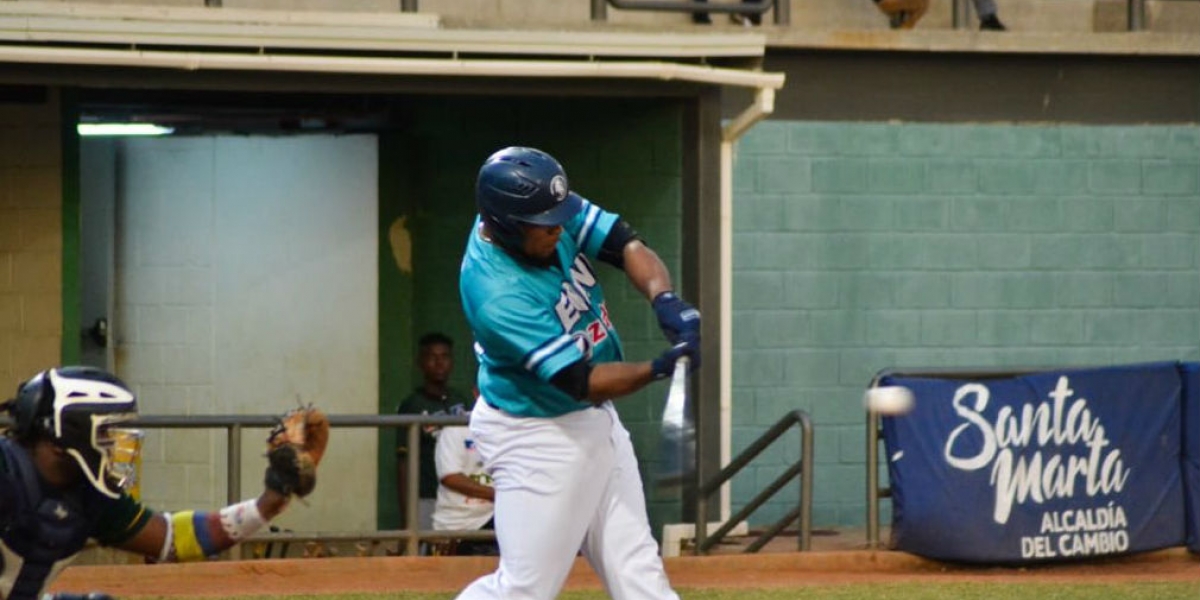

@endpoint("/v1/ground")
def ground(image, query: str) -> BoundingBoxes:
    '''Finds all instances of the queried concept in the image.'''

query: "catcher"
[0,366,329,600]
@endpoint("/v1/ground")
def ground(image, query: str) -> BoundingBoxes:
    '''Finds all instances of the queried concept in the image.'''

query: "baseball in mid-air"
[864,385,915,415]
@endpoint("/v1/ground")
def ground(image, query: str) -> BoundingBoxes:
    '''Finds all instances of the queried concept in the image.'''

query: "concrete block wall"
[0,93,62,394]
[732,121,1200,528]
[112,136,380,528]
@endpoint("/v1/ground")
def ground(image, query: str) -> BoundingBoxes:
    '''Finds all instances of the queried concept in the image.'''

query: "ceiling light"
[77,123,175,137]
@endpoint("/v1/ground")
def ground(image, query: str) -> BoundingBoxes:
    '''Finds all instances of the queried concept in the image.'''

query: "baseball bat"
[656,356,693,489]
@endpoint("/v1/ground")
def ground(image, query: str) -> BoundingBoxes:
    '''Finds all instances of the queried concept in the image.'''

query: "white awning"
[0,1,784,89]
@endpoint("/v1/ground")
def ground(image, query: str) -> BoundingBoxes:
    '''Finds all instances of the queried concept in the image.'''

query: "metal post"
[694,495,708,555]
[866,411,879,548]
[773,0,790,25]
[798,417,812,551]
[952,0,970,29]
[1128,0,1145,31]
[227,424,243,559]
[591,0,608,21]
[405,423,421,556]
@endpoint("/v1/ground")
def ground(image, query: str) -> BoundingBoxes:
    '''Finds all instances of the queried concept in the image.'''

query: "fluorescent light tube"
[77,123,175,136]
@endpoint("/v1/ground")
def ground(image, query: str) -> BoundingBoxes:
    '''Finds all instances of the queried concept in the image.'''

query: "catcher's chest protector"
[0,439,96,600]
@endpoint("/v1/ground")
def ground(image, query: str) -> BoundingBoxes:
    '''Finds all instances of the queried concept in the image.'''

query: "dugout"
[0,2,782,541]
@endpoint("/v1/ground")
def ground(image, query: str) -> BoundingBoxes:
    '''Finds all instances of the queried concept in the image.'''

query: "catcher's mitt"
[264,406,329,498]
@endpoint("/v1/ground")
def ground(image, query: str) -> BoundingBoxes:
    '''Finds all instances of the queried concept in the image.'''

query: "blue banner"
[881,362,1185,563]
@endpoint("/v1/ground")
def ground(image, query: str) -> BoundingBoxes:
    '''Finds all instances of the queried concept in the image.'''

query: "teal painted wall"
[731,122,1200,529]
[376,96,686,533]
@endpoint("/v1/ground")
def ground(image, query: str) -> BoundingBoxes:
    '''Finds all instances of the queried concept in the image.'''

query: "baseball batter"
[457,147,701,600]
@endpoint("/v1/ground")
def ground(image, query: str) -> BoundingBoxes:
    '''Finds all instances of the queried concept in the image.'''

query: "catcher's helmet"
[476,147,583,253]
[3,366,139,498]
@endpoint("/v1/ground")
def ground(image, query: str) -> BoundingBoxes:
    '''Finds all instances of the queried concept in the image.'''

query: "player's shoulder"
[437,425,472,447]
[563,197,619,249]
[461,235,524,290]
[462,264,537,312]
[569,197,615,223]
[439,425,469,439]
[396,389,433,414]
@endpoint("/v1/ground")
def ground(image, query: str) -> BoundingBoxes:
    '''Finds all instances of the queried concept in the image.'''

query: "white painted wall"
[109,135,378,532]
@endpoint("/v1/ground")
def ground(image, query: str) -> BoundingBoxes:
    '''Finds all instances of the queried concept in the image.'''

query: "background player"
[457,146,701,599]
[395,332,472,540]
[0,366,326,600]
[432,418,498,556]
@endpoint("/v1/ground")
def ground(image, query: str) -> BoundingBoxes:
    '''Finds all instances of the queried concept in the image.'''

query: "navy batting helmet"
[475,147,583,252]
[3,366,139,498]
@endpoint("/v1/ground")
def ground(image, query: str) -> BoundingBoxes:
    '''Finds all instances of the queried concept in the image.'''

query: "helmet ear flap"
[480,210,526,254]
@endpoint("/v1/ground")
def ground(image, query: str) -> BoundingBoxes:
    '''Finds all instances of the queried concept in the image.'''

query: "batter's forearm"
[587,362,656,401]
[623,241,673,301]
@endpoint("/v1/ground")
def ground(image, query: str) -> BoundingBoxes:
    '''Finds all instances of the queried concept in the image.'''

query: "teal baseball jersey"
[460,199,624,418]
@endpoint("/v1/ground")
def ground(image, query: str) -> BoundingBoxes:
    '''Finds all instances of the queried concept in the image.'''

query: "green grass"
[137,583,1200,600]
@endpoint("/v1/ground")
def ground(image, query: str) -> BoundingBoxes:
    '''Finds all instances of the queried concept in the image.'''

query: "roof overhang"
[0,2,785,91]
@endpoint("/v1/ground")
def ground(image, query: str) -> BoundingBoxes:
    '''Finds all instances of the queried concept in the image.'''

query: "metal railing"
[693,409,813,554]
[591,0,790,25]
[1126,0,1200,31]
[129,413,477,558]
[10,409,816,557]
[953,0,1197,31]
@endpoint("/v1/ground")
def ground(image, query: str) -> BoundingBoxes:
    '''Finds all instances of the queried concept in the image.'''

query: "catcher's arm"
[115,490,290,561]
[116,407,329,562]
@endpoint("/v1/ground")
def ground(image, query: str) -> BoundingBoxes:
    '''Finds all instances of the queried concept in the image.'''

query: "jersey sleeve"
[434,426,467,480]
[92,493,155,546]
[474,288,586,382]
[563,198,619,261]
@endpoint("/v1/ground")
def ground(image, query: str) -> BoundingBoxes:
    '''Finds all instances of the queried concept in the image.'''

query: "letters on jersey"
[461,200,625,417]
[555,256,612,361]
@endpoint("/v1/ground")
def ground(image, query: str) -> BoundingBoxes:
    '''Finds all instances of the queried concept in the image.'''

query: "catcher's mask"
[475,146,583,256]
[4,366,140,499]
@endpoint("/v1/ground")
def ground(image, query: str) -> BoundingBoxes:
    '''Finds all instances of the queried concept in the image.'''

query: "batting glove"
[651,339,701,379]
[652,292,701,344]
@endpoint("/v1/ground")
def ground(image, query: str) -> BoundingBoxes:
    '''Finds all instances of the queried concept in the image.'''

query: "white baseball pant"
[456,399,678,600]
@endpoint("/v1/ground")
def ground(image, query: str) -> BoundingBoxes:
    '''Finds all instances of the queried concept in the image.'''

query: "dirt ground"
[51,548,1200,597]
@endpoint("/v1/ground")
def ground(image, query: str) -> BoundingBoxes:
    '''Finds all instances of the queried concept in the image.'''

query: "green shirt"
[396,387,472,498]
